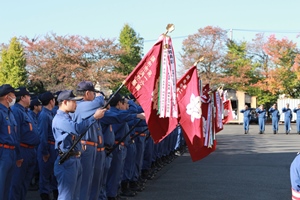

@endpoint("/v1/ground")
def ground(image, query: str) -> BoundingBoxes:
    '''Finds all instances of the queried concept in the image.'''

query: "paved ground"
[27,123,300,200]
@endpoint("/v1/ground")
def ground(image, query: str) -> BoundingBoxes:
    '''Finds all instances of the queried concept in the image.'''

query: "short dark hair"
[109,93,123,107]
[16,95,23,103]
[76,90,86,97]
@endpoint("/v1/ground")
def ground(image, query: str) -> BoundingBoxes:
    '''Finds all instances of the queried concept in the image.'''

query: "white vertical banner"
[158,35,178,118]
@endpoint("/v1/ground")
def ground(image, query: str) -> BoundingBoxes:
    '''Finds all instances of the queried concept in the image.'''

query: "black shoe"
[120,190,136,197]
[274,131,276,134]
[28,183,39,191]
[175,150,181,156]
[244,130,247,134]
[298,132,300,135]
[259,131,262,134]
[129,181,144,192]
[116,195,128,200]
[286,131,289,135]
[107,197,117,200]
[40,193,50,200]
[52,189,58,200]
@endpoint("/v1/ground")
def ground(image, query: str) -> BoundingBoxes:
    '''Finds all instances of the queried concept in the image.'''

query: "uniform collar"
[42,106,53,113]
[0,103,9,113]
[14,103,26,111]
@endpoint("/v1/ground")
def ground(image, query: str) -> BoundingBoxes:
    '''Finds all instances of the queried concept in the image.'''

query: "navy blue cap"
[57,90,82,102]
[0,84,15,97]
[127,94,136,101]
[54,91,62,98]
[30,98,42,107]
[15,87,30,97]
[40,92,55,105]
[77,81,98,92]
[109,93,125,106]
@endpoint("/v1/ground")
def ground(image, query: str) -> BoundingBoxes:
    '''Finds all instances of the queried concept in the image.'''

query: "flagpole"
[58,81,126,165]
[106,119,143,156]
[103,80,126,108]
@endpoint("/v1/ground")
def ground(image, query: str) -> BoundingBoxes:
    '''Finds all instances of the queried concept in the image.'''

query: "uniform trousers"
[54,156,82,200]
[0,148,16,200]
[10,147,37,200]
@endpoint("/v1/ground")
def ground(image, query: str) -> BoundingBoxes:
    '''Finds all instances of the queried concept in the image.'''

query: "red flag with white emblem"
[222,99,233,124]
[125,35,178,143]
[177,66,204,161]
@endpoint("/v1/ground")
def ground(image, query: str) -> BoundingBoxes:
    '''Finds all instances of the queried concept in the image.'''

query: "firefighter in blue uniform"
[71,81,105,200]
[282,103,292,134]
[28,97,42,125]
[290,153,300,198]
[269,103,280,134]
[293,104,300,134]
[10,87,40,200]
[256,105,267,134]
[120,98,138,197]
[28,97,42,191]
[128,96,147,192]
[106,94,145,200]
[38,91,58,200]
[0,84,17,200]
[52,90,106,200]
[99,120,114,200]
[240,105,251,134]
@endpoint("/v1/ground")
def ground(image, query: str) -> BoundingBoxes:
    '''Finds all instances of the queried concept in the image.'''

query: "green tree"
[118,24,143,74]
[0,37,27,87]
[221,40,256,90]
[115,24,144,94]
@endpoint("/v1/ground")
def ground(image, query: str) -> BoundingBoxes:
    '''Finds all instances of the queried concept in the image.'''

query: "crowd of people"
[0,81,186,200]
[240,103,300,135]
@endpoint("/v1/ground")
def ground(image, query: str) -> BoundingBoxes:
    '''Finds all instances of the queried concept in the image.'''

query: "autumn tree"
[0,37,27,87]
[180,26,228,86]
[243,33,276,106]
[22,33,125,92]
[256,34,300,98]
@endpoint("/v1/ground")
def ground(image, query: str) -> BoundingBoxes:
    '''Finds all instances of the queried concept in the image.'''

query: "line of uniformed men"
[0,82,185,200]
[240,103,300,135]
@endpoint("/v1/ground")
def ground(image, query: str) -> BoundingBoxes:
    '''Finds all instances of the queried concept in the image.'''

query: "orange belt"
[81,140,97,146]
[48,140,55,145]
[135,132,146,137]
[135,132,147,137]
[115,141,125,146]
[97,147,105,152]
[20,143,35,149]
[0,143,15,150]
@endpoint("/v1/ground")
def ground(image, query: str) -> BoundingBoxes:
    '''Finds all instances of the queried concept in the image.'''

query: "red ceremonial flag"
[200,83,217,160]
[213,91,223,133]
[222,99,233,124]
[125,35,178,143]
[177,66,204,162]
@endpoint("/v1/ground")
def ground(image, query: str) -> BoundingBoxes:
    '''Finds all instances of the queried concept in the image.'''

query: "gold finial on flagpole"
[217,84,224,91]
[164,24,175,35]
[193,56,204,66]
